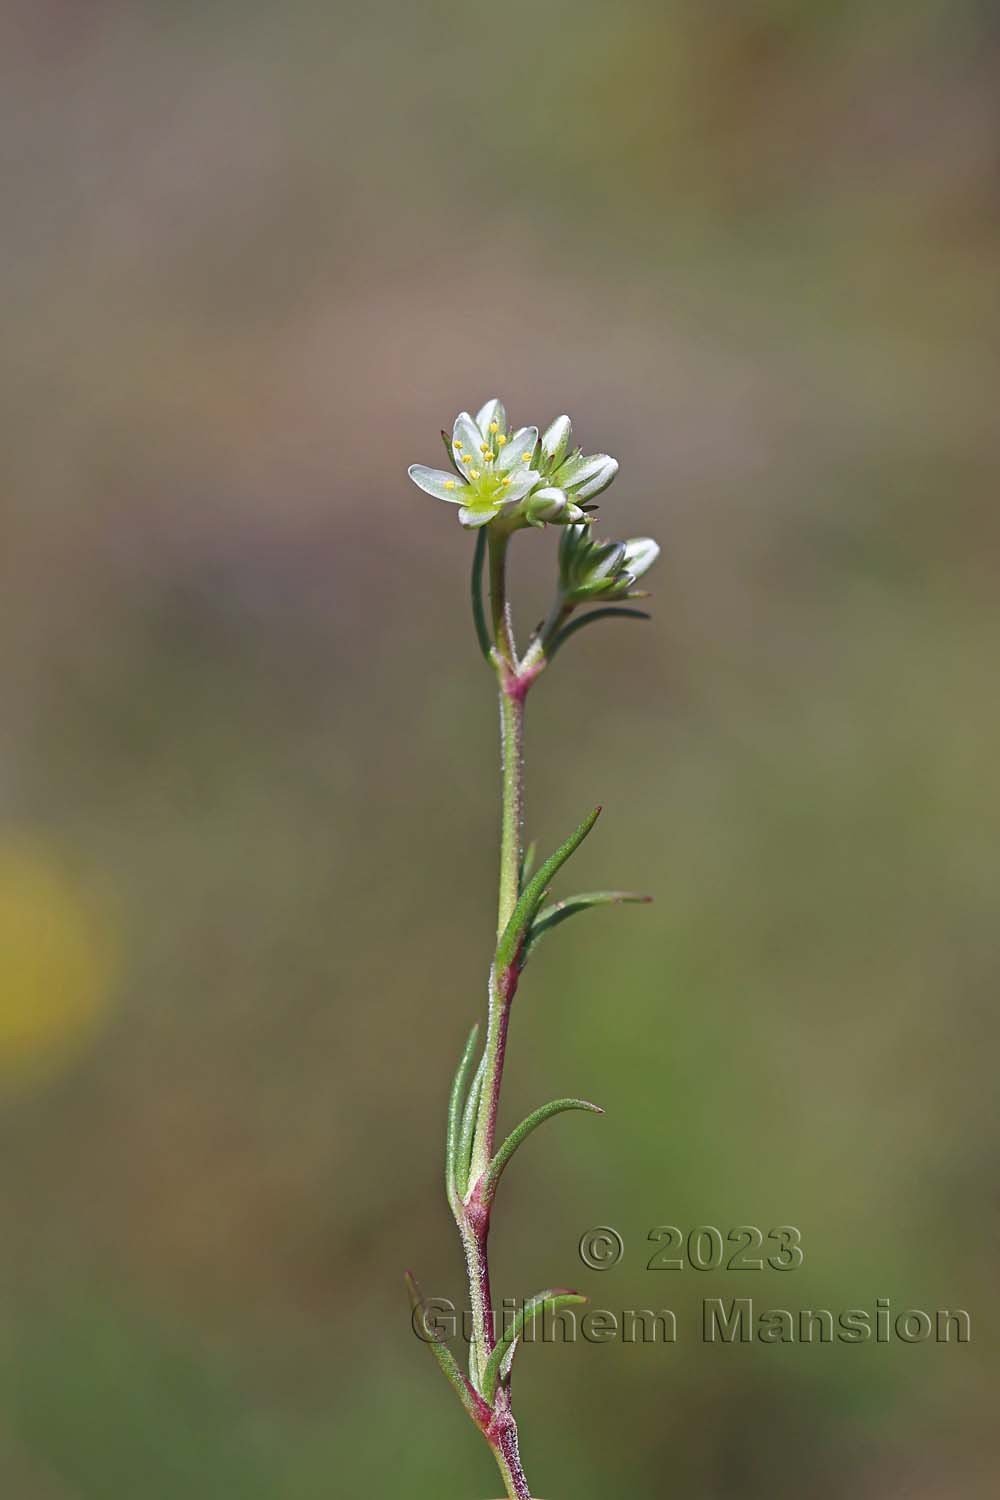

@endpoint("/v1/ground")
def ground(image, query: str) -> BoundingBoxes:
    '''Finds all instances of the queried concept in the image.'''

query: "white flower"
[407,400,619,530]
[408,398,542,529]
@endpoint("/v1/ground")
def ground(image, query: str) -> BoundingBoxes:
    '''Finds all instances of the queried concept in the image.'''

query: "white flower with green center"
[408,398,597,531]
[408,398,542,530]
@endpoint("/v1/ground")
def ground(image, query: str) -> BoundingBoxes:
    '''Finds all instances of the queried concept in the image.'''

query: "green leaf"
[446,1024,480,1215]
[481,1289,588,1402]
[405,1271,491,1427]
[547,606,650,660]
[494,807,602,976]
[477,1098,603,1209]
[456,1051,486,1200]
[524,890,651,962]
[470,528,491,661]
[518,840,538,891]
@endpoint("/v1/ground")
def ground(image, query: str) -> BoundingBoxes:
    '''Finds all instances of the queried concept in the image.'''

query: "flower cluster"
[408,398,619,531]
[558,523,660,603]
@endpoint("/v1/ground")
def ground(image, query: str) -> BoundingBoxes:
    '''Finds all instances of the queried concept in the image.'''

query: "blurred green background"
[1,1,997,1496]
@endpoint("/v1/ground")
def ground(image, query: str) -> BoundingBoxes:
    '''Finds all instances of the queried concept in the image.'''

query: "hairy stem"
[461,524,534,1499]
[491,1402,531,1499]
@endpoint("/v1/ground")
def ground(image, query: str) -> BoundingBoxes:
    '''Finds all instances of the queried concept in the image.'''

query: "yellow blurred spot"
[471,469,481,479]
[0,837,118,1087]
[445,480,456,490]
[496,434,508,446]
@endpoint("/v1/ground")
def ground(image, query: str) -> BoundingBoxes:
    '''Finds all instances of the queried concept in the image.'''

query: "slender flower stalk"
[405,399,659,1499]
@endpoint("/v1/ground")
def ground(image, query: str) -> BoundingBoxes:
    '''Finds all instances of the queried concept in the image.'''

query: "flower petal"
[496,426,538,472]
[458,505,496,528]
[623,537,660,578]
[555,451,619,498]
[475,398,507,438]
[452,411,485,467]
[540,415,573,468]
[498,467,541,503]
[408,465,466,502]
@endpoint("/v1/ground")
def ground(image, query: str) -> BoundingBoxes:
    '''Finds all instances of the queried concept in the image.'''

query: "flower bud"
[524,486,570,524]
[558,524,659,602]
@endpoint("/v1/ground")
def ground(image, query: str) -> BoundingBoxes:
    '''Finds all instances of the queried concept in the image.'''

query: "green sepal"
[481,1289,588,1403]
[524,890,652,963]
[446,1024,480,1215]
[547,607,650,661]
[477,1098,603,1209]
[441,429,464,476]
[494,807,602,976]
[470,529,491,661]
[405,1271,491,1428]
[456,1051,486,1200]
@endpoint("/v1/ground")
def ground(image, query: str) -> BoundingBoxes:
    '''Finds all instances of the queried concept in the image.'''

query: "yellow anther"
[454,440,463,450]
[489,421,499,433]
[462,455,474,465]
[497,434,508,446]
[471,469,481,479]
[480,444,490,454]
[521,451,531,463]
[484,450,495,461]
[445,480,456,490]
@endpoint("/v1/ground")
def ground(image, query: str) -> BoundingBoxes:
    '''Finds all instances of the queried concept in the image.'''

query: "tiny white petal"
[475,398,507,437]
[499,468,540,503]
[574,459,618,500]
[452,411,483,457]
[496,426,538,472]
[458,505,495,528]
[557,452,619,499]
[623,537,660,578]
[408,465,466,502]
[540,414,573,466]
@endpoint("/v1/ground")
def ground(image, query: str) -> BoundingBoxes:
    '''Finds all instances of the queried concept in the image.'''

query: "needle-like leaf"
[446,1025,480,1215]
[481,1290,588,1403]
[524,890,652,962]
[405,1271,491,1428]
[547,606,650,660]
[494,807,602,976]
[470,528,491,661]
[477,1098,604,1210]
[456,1051,486,1200]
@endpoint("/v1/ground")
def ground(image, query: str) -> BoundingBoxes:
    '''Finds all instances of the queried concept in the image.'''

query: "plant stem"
[462,524,535,1500]
[490,527,524,937]
[491,1402,531,1499]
